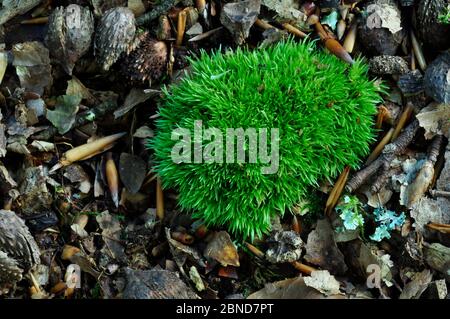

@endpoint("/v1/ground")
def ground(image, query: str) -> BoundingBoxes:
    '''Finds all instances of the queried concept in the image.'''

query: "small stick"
[282,23,307,38]
[175,10,187,47]
[245,242,265,258]
[325,166,350,215]
[426,222,450,234]
[391,103,413,141]
[365,128,394,165]
[430,190,450,198]
[136,0,181,26]
[105,152,119,208]
[410,31,427,72]
[188,26,223,42]
[343,22,357,53]
[255,18,276,30]
[346,120,419,192]
[292,215,301,233]
[21,17,49,25]
[291,261,316,275]
[156,177,164,220]
[375,105,389,129]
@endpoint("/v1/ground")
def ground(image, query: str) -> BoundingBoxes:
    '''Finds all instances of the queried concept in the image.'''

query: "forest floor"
[0,0,449,299]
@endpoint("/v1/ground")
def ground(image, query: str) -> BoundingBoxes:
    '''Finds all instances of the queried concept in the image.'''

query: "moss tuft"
[149,39,383,240]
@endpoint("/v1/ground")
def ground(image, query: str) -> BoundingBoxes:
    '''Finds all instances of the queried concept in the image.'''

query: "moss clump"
[150,39,382,240]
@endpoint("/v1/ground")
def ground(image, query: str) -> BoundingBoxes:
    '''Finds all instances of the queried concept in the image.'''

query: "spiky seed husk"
[122,33,168,83]
[0,210,40,291]
[46,4,94,75]
[94,7,136,71]
[150,40,382,239]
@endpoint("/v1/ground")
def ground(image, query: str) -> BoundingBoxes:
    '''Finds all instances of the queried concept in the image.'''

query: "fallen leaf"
[220,0,261,45]
[247,275,345,299]
[96,211,127,263]
[119,153,147,194]
[121,267,199,299]
[46,95,81,134]
[304,219,347,275]
[114,88,158,119]
[416,103,450,139]
[204,231,240,267]
[304,270,342,296]
[399,269,433,299]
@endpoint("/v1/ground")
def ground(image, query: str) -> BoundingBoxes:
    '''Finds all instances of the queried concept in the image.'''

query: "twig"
[325,166,350,215]
[346,120,420,192]
[156,177,164,220]
[136,0,182,26]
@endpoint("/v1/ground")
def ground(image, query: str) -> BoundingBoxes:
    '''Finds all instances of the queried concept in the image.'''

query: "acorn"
[415,0,450,51]
[121,32,168,84]
[424,51,450,104]
[0,210,40,293]
[46,4,94,75]
[357,0,406,56]
[94,7,136,71]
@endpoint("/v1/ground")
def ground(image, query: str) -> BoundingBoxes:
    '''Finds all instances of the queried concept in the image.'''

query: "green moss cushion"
[150,39,382,239]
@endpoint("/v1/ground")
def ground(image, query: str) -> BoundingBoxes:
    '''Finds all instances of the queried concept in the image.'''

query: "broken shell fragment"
[46,4,94,75]
[94,7,136,71]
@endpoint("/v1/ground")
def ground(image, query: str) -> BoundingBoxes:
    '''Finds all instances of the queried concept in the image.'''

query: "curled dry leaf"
[12,41,52,95]
[304,219,347,275]
[303,270,342,296]
[416,103,450,139]
[247,276,345,299]
[45,95,81,135]
[204,231,240,267]
[121,267,199,299]
[220,0,261,45]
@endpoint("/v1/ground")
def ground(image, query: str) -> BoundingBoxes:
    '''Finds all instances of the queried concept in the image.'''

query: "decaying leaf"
[399,269,433,299]
[204,231,240,267]
[166,228,205,269]
[114,88,158,119]
[220,0,261,45]
[261,0,307,28]
[96,211,127,263]
[303,270,342,296]
[119,153,147,194]
[247,275,345,299]
[416,103,450,139]
[12,41,52,95]
[46,95,81,135]
[63,164,91,194]
[304,219,347,275]
[410,197,450,238]
[121,267,199,299]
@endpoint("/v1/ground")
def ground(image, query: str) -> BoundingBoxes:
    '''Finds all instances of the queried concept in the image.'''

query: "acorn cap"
[94,7,136,71]
[46,4,95,75]
[121,32,168,84]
